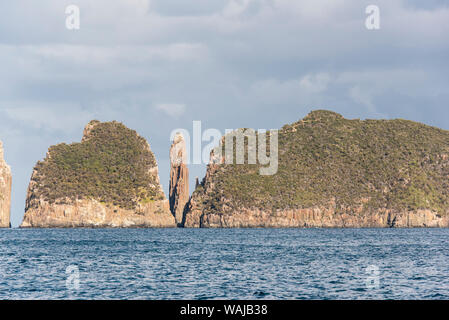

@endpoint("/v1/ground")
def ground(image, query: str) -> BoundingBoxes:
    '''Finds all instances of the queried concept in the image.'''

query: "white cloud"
[222,0,252,18]
[248,73,331,105]
[348,86,375,111]
[1,102,94,132]
[154,103,186,118]
[299,73,331,93]
[17,43,208,65]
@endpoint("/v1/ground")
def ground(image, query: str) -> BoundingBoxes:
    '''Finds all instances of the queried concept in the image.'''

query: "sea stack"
[184,110,449,228]
[20,120,176,228]
[169,132,189,226]
[0,141,12,228]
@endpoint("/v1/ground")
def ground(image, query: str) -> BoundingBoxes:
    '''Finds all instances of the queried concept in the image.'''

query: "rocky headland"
[20,120,176,228]
[0,141,12,228]
[184,110,449,228]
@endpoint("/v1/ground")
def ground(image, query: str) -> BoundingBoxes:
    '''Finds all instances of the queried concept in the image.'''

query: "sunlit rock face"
[0,141,12,228]
[169,133,189,226]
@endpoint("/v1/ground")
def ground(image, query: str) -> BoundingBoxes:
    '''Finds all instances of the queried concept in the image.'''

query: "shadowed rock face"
[169,133,189,225]
[0,141,11,228]
[184,110,449,228]
[20,120,176,228]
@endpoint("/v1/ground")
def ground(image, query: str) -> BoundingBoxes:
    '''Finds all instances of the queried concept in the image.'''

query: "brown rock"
[169,132,189,225]
[0,141,12,228]
[20,198,174,228]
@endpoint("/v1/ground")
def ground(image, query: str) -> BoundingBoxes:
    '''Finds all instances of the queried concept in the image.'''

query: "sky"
[0,0,448,227]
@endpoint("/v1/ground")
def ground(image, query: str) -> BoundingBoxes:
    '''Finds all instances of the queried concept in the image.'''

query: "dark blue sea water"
[0,228,448,299]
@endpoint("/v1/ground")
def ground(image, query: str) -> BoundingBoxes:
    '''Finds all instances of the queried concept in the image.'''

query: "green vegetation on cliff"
[30,121,164,210]
[194,110,449,215]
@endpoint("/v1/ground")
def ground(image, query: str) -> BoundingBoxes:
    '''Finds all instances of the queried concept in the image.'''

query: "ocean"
[0,228,448,299]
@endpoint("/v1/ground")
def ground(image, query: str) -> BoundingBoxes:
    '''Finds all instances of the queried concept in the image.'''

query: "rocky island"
[20,120,176,228]
[0,141,12,228]
[184,110,449,228]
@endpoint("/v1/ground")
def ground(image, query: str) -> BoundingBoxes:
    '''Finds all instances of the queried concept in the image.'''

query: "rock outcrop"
[185,202,449,228]
[169,133,189,225]
[0,141,12,228]
[20,120,176,228]
[184,110,449,228]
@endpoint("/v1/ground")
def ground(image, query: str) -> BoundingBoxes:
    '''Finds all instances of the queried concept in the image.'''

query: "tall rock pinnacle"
[169,132,189,226]
[0,141,12,228]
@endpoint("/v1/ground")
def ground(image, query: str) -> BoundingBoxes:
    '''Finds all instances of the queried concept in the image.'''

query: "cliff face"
[184,110,449,228]
[169,133,189,225]
[185,203,449,228]
[0,141,12,228]
[21,120,176,228]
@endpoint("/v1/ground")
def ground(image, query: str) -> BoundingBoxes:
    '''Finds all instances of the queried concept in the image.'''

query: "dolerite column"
[0,141,12,228]
[169,133,189,226]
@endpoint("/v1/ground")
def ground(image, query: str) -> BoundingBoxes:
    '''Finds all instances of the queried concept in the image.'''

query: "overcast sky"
[0,0,448,227]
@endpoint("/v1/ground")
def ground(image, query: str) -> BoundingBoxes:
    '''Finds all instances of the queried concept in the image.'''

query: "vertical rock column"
[169,133,189,226]
[0,141,12,228]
